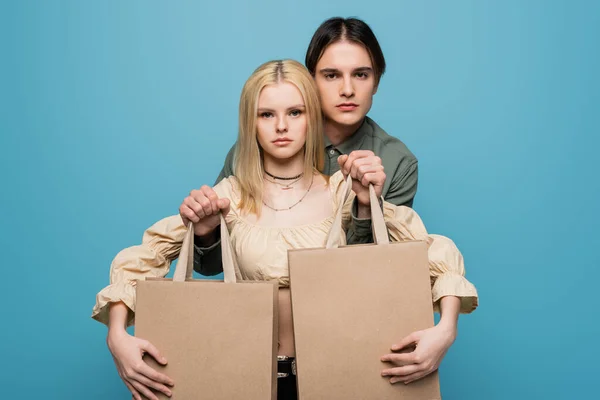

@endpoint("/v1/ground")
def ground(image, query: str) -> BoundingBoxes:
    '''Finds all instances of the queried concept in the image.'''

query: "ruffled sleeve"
[91,215,187,327]
[381,202,479,314]
[330,170,478,314]
[91,177,241,327]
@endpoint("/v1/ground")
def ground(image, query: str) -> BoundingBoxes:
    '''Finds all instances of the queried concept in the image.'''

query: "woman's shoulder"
[327,170,354,209]
[212,176,242,213]
[326,170,346,194]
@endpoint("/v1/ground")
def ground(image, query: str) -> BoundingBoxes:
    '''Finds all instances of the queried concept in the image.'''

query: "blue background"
[1,1,598,399]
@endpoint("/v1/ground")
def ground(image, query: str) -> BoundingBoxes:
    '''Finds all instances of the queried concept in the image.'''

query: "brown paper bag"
[289,177,440,400]
[134,216,278,399]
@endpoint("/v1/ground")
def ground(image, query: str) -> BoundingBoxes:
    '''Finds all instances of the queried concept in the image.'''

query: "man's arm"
[384,158,418,208]
[192,143,236,275]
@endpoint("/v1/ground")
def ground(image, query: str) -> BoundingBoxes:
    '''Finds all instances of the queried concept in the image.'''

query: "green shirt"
[194,116,419,275]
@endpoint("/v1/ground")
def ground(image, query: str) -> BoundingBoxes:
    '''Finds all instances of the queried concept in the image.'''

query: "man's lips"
[336,103,358,111]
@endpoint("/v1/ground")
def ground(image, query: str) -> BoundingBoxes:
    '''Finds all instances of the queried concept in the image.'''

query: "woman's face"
[314,41,378,128]
[256,81,308,162]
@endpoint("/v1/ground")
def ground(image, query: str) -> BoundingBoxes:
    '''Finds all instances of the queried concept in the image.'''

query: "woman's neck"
[263,152,305,179]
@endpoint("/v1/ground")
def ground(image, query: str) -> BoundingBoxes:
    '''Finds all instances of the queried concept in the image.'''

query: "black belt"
[277,356,296,379]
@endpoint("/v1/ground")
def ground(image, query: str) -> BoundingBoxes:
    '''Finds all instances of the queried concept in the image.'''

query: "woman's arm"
[381,296,460,384]
[107,302,174,400]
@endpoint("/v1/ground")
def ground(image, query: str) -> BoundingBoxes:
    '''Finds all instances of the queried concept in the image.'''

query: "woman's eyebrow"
[257,104,305,112]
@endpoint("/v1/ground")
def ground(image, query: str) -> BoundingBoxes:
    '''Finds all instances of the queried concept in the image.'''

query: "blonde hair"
[234,59,325,215]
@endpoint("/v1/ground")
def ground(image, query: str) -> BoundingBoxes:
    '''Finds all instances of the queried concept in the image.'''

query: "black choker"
[264,170,304,181]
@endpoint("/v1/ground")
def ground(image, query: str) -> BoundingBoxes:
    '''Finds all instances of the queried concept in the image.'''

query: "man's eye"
[355,72,368,79]
[324,73,337,80]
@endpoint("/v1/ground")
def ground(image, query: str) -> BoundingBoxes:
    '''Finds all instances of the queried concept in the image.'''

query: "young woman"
[92,59,478,400]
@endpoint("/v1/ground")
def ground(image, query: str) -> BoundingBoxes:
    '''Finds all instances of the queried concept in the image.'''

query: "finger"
[356,163,384,174]
[392,331,422,352]
[217,198,231,215]
[198,197,215,218]
[179,212,189,226]
[200,185,217,199]
[183,198,205,221]
[397,369,433,385]
[133,372,173,397]
[180,203,199,223]
[343,152,361,175]
[137,362,174,388]
[381,351,417,366]
[139,340,167,366]
[344,152,366,176]
[190,190,213,217]
[131,380,159,400]
[189,189,203,202]
[137,341,173,387]
[346,150,376,173]
[355,164,383,183]
[350,158,373,180]
[337,154,349,171]
[202,186,220,214]
[381,363,421,378]
[361,170,386,189]
[124,381,142,400]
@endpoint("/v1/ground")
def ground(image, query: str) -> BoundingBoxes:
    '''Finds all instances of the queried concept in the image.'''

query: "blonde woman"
[92,60,478,400]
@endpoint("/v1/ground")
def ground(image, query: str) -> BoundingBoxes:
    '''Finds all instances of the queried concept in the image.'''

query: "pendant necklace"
[262,173,314,212]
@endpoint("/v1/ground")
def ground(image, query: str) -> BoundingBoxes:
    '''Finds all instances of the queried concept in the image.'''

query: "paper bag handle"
[173,215,237,283]
[368,184,390,245]
[325,174,389,249]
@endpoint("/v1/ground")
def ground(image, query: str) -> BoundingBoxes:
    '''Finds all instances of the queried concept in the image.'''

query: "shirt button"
[329,149,336,155]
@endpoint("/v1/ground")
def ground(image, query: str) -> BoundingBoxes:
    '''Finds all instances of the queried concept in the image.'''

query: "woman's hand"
[107,329,174,400]
[107,304,173,400]
[380,324,456,384]
[380,296,461,384]
[179,185,230,239]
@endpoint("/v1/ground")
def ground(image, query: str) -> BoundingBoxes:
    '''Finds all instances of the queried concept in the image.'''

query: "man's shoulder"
[365,117,418,164]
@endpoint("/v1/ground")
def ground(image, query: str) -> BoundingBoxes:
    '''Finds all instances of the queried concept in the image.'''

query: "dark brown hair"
[305,17,386,84]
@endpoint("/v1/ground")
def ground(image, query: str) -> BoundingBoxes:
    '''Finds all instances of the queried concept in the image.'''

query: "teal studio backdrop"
[1,1,598,399]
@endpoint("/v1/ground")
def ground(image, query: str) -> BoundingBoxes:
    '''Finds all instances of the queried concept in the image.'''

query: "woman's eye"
[289,109,302,117]
[260,112,273,118]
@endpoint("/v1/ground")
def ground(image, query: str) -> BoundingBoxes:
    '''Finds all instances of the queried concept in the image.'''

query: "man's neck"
[324,118,364,146]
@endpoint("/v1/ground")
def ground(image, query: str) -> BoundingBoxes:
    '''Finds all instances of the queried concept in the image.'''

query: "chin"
[267,147,304,160]
[330,112,364,127]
